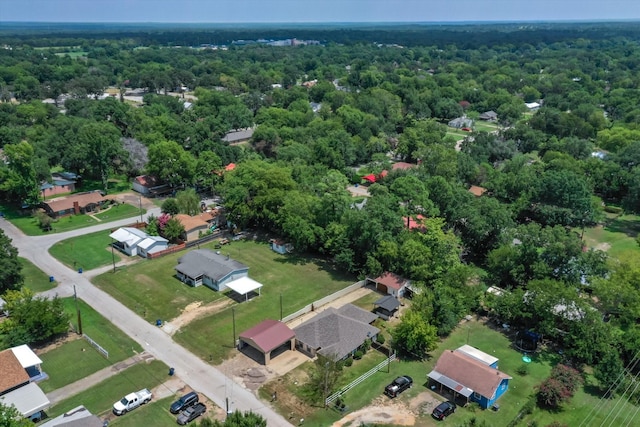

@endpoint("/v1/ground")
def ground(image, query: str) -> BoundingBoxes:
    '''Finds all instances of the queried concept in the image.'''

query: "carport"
[238,320,295,365]
[226,276,263,301]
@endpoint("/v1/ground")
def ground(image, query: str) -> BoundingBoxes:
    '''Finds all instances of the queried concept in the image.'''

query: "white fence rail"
[325,353,396,406]
[83,334,109,359]
[281,280,366,323]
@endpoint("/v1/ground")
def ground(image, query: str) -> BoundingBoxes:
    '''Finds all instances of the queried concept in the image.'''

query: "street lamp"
[139,195,144,223]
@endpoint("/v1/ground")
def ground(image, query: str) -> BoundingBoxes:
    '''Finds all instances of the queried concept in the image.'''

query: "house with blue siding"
[427,346,511,409]
[175,249,249,291]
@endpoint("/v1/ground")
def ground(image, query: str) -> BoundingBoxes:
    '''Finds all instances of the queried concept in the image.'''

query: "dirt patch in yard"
[168,299,233,332]
[594,242,611,251]
[332,391,443,427]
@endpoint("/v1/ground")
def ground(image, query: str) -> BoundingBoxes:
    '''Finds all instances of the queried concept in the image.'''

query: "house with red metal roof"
[238,320,295,365]
[367,272,410,298]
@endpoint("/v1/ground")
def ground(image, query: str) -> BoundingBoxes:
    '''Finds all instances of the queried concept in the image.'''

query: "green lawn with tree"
[37,298,142,393]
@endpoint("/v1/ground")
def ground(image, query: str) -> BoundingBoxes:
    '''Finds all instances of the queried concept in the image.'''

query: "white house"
[109,227,148,256]
[137,235,169,258]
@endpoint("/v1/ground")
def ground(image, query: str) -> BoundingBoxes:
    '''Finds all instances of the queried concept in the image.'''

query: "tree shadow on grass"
[604,217,640,237]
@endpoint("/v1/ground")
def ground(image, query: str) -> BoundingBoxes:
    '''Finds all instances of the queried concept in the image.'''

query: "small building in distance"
[42,191,106,218]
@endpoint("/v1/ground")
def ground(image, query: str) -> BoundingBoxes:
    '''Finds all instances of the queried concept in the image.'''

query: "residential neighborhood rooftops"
[0,348,30,394]
[468,185,487,197]
[371,272,408,290]
[109,227,148,247]
[294,304,379,360]
[456,344,499,367]
[43,191,105,213]
[391,162,416,171]
[40,405,103,427]
[374,295,401,312]
[0,382,50,418]
[175,214,210,232]
[222,128,255,143]
[11,344,43,369]
[429,350,511,399]
[238,320,295,353]
[137,235,168,250]
[175,249,248,282]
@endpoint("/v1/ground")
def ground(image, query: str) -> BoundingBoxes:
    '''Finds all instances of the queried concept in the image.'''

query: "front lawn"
[107,396,177,427]
[582,213,640,259]
[171,240,356,363]
[0,203,99,236]
[93,202,144,222]
[45,360,169,418]
[38,298,143,392]
[20,257,56,293]
[49,230,120,271]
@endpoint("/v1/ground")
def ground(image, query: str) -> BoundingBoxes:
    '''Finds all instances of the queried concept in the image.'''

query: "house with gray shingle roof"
[175,249,248,291]
[293,304,379,361]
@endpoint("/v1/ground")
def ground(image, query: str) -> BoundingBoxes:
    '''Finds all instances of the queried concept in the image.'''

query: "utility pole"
[232,307,236,349]
[139,195,144,223]
[73,285,83,335]
[111,240,116,273]
[280,293,283,321]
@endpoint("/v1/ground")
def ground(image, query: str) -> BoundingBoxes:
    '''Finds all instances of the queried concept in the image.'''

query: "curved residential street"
[0,211,293,427]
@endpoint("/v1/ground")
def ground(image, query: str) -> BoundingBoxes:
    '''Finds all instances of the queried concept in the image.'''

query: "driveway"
[0,213,292,427]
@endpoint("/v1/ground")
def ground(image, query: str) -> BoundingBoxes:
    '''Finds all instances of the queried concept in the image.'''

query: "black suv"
[170,392,199,414]
[384,375,413,398]
[432,401,456,420]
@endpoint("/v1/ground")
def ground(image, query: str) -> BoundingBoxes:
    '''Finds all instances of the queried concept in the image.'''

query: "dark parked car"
[432,401,456,420]
[384,375,413,397]
[170,392,199,414]
[176,402,206,425]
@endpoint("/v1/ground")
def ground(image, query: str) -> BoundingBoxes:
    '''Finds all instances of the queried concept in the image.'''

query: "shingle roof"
[222,128,255,143]
[374,295,401,312]
[239,320,295,353]
[293,304,379,360]
[0,349,30,394]
[175,214,210,233]
[175,249,248,281]
[371,272,408,290]
[432,350,511,399]
[44,191,105,213]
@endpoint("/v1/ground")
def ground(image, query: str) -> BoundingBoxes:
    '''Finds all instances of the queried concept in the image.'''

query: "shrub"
[538,378,571,408]
[376,334,386,345]
[343,358,353,367]
[550,364,583,394]
[517,363,530,376]
[604,205,623,214]
[353,350,363,360]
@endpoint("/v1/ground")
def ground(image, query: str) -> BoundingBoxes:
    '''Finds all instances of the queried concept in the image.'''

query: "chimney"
[73,201,80,215]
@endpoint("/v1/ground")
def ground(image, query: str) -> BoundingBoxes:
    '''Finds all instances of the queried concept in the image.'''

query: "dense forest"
[1,22,639,395]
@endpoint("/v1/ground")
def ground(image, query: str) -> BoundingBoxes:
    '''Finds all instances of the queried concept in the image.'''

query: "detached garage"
[238,320,295,365]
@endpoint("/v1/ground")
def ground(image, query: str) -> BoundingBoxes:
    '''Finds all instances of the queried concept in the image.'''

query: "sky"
[1,0,640,23]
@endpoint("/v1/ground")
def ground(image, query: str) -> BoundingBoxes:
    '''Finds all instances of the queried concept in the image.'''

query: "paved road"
[0,214,293,427]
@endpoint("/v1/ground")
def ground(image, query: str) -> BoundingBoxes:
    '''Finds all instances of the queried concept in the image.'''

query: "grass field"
[582,213,640,259]
[93,202,144,221]
[19,257,56,293]
[107,396,177,427]
[45,360,169,419]
[173,240,356,363]
[49,230,122,271]
[266,314,636,426]
[94,239,356,363]
[38,298,143,393]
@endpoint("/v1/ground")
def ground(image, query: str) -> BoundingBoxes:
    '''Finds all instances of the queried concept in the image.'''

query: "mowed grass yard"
[49,230,123,271]
[268,315,635,427]
[38,298,143,393]
[173,240,357,363]
[19,257,56,293]
[46,360,169,419]
[93,239,356,363]
[583,212,640,259]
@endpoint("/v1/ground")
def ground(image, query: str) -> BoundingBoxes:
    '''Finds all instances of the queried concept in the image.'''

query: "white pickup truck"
[113,388,152,415]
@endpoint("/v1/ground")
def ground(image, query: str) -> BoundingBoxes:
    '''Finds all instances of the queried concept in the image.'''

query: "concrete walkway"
[46,352,155,405]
